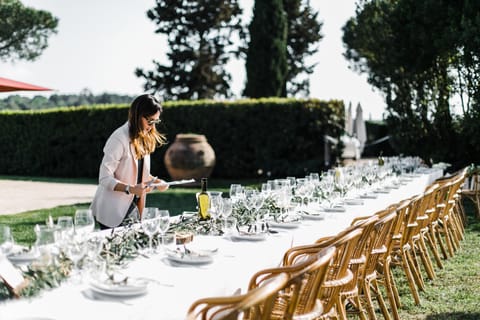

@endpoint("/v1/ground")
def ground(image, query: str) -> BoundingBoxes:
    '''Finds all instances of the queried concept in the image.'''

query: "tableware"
[141,208,160,254]
[56,216,74,242]
[222,216,237,236]
[74,209,95,236]
[323,206,347,213]
[0,225,14,255]
[156,210,170,251]
[267,220,301,229]
[359,193,378,199]
[230,232,267,242]
[373,188,390,194]
[299,211,326,220]
[344,198,365,206]
[165,248,215,265]
[66,235,87,282]
[90,277,148,297]
[7,249,39,265]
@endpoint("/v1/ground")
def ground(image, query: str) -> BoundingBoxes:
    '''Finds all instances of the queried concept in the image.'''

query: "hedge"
[0,98,345,180]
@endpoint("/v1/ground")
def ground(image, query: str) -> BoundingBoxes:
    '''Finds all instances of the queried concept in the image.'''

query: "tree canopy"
[283,0,323,97]
[342,0,480,167]
[0,0,58,62]
[135,0,244,101]
[243,0,288,98]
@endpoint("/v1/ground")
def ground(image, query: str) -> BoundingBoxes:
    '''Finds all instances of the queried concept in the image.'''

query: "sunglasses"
[144,117,162,126]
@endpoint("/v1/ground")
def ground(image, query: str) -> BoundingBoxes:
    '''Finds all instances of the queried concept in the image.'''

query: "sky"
[0,0,386,120]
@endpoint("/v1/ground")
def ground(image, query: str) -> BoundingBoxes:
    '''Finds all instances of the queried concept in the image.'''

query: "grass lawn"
[0,182,479,318]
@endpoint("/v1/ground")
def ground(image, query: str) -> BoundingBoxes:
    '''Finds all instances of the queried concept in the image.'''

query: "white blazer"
[90,122,151,227]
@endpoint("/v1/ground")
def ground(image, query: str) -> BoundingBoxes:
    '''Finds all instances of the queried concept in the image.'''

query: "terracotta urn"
[164,134,216,182]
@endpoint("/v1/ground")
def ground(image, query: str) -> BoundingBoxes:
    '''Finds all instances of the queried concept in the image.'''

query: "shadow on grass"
[426,313,480,320]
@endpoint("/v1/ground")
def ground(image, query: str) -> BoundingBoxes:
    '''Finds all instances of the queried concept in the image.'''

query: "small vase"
[164,134,216,183]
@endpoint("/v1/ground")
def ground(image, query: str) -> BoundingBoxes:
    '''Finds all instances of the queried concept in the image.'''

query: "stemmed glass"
[65,234,87,283]
[74,209,95,237]
[157,210,170,252]
[85,235,105,277]
[56,216,74,245]
[229,184,243,205]
[0,225,14,256]
[141,207,160,255]
[208,191,223,234]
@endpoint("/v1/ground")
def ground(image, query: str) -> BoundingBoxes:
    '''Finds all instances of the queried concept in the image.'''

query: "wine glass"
[208,192,223,234]
[157,210,171,252]
[229,184,243,203]
[56,216,74,244]
[34,224,58,266]
[65,234,87,283]
[74,209,95,237]
[0,225,14,256]
[141,207,160,254]
[85,235,106,278]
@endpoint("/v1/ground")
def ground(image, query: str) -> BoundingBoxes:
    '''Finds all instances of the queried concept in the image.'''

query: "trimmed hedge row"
[0,98,345,179]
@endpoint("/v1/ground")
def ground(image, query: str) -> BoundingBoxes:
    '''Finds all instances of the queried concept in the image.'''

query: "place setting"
[164,244,218,266]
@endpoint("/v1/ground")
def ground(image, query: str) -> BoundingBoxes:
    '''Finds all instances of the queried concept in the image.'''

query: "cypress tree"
[244,0,288,98]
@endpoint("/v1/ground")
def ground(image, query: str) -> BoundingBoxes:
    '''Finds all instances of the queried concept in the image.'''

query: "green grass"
[393,201,480,319]
[0,181,479,318]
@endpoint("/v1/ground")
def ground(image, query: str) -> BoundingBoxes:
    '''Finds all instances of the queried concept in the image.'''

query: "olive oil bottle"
[197,178,210,219]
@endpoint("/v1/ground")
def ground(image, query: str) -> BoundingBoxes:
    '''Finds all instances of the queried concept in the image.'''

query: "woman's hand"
[131,183,148,197]
[152,178,169,192]
[144,177,169,193]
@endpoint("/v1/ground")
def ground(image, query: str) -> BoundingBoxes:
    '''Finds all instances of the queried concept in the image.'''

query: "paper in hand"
[151,179,195,187]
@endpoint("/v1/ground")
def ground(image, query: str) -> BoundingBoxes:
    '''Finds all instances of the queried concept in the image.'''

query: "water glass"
[158,232,176,252]
[157,210,171,251]
[223,217,237,236]
[142,208,160,254]
[56,216,74,243]
[74,209,95,236]
[66,235,87,283]
[34,225,57,266]
[0,225,14,255]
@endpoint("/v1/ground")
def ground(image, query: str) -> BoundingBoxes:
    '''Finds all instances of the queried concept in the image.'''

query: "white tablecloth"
[0,169,442,320]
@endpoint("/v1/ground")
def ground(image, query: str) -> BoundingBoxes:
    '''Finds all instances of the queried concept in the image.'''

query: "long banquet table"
[0,169,443,320]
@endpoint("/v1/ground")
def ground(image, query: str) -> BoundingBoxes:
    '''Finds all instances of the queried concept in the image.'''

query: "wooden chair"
[283,227,365,320]
[408,187,438,283]
[340,214,380,320]
[375,200,410,320]
[357,208,397,320]
[247,247,336,320]
[186,272,290,320]
[386,197,425,306]
[433,173,465,259]
[461,170,480,219]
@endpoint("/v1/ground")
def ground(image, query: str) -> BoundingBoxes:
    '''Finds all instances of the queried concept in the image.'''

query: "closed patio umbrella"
[354,102,367,154]
[0,76,52,92]
[345,102,354,137]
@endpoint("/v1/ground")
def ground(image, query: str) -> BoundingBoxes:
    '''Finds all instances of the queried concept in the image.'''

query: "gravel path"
[0,180,97,215]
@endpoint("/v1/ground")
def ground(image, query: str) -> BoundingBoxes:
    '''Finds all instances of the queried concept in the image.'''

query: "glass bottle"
[197,178,210,219]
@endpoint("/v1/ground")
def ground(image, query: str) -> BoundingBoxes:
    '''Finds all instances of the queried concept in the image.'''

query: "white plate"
[343,198,364,206]
[90,279,148,297]
[323,206,346,213]
[267,221,301,229]
[230,232,267,242]
[166,250,214,265]
[7,251,39,264]
[359,193,378,199]
[299,212,325,220]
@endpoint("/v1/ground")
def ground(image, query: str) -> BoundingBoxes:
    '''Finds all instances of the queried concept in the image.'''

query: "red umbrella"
[0,76,52,92]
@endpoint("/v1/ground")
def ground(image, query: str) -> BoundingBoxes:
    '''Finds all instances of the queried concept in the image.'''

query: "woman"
[90,94,169,229]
